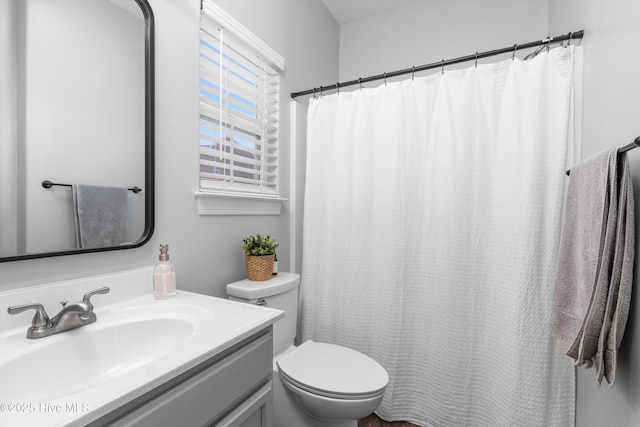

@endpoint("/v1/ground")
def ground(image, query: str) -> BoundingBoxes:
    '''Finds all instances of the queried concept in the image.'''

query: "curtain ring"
[567,32,573,47]
[546,38,551,53]
[320,86,323,97]
[475,52,478,68]
[384,72,387,86]
[512,44,518,61]
[359,77,363,90]
[412,66,415,81]
[336,82,340,95]
[312,87,316,99]
[441,59,444,75]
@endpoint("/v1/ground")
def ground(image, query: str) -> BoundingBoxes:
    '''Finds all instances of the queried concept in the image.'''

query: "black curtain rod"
[291,30,584,99]
[566,136,640,176]
[42,180,142,193]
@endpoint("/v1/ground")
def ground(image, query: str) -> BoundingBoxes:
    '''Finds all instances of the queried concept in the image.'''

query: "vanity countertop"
[0,267,283,427]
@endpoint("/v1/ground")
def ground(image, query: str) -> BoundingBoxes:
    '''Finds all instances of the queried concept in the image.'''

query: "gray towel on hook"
[552,148,634,386]
[72,184,128,249]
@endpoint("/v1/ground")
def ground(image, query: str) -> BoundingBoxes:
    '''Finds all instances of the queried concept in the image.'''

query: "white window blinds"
[199,2,283,197]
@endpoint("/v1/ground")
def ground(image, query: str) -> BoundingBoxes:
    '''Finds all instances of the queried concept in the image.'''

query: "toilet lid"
[276,341,388,398]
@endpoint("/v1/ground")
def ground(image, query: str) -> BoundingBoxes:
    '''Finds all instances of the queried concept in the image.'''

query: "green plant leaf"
[241,233,279,256]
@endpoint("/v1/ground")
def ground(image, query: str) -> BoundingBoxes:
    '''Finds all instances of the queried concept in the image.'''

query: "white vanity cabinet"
[92,327,274,427]
[0,268,284,427]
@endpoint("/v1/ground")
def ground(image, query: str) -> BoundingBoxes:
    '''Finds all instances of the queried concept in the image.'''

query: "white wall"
[549,1,640,426]
[0,0,339,297]
[339,0,549,82]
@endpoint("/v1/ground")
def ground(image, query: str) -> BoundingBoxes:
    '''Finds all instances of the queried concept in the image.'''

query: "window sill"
[194,192,287,216]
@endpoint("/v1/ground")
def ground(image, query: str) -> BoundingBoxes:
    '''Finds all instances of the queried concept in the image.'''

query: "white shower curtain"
[301,46,580,427]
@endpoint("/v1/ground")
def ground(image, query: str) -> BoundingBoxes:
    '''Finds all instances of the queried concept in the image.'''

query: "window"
[199,1,284,198]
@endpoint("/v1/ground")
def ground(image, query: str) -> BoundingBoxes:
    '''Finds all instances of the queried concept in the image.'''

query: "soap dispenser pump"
[153,244,176,299]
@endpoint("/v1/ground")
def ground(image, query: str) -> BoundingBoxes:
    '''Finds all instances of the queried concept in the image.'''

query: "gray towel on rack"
[552,148,634,386]
[72,184,128,249]
[596,155,634,385]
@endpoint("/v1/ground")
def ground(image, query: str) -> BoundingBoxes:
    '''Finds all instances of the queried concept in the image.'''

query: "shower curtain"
[301,46,580,427]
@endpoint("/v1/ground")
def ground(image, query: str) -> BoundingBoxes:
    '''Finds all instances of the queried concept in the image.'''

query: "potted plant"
[242,233,278,281]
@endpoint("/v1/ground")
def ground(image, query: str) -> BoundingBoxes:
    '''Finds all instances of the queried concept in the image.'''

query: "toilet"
[227,272,388,427]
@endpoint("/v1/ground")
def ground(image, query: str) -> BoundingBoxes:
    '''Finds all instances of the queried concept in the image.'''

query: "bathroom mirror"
[0,0,154,262]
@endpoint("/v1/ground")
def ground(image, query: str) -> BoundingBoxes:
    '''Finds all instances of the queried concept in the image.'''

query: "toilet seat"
[276,341,388,400]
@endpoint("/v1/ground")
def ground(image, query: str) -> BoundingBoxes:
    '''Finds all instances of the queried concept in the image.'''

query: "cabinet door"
[107,331,272,427]
[213,382,272,427]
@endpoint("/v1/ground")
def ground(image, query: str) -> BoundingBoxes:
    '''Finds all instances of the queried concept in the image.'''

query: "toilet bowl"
[227,273,388,427]
[277,340,387,422]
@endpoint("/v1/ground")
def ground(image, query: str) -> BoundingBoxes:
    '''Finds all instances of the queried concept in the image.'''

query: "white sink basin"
[0,267,283,427]
[1,313,195,403]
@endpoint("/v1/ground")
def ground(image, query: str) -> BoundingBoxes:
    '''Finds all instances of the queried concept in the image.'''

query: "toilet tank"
[226,272,300,354]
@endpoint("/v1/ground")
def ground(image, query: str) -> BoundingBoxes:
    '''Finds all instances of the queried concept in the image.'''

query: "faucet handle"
[7,303,51,329]
[82,287,110,306]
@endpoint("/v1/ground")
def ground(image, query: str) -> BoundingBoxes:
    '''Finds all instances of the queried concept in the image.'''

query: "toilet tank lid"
[226,272,300,299]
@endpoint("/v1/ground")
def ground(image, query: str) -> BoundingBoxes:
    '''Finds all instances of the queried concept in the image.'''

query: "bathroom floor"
[359,414,420,427]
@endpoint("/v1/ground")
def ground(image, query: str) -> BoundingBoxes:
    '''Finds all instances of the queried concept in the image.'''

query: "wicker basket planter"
[245,254,275,281]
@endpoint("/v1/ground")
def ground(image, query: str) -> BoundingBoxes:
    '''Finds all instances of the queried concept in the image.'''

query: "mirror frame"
[1,0,155,262]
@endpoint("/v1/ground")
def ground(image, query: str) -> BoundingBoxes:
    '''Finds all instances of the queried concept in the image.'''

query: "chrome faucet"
[7,287,110,339]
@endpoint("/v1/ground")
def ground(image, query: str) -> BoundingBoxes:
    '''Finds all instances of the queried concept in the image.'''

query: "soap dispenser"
[153,244,176,299]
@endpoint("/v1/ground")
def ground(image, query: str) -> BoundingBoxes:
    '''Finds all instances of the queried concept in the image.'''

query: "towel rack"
[42,180,142,193]
[566,136,640,176]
